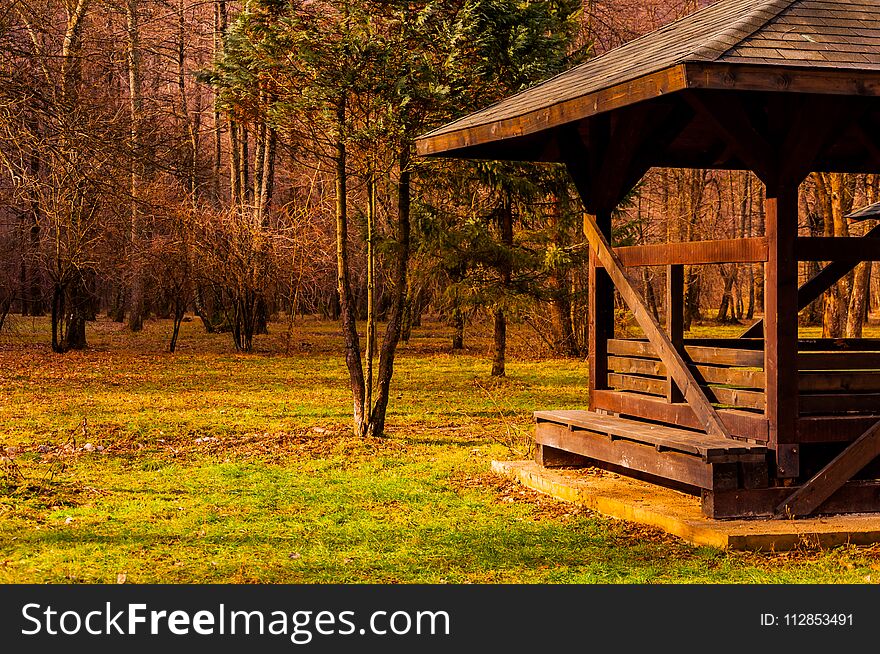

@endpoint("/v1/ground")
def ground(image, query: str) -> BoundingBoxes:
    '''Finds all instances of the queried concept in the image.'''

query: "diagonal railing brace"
[583,214,732,440]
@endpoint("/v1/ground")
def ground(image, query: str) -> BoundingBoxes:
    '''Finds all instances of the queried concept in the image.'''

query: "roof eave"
[417,61,880,159]
[416,64,689,158]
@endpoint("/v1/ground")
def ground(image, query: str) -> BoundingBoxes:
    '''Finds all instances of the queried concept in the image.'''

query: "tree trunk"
[451,305,464,350]
[491,308,506,376]
[366,150,412,438]
[333,98,366,434]
[815,173,854,338]
[126,0,145,332]
[212,0,227,203]
[491,196,514,376]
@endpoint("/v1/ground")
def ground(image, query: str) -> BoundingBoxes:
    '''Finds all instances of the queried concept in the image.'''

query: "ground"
[2,315,880,583]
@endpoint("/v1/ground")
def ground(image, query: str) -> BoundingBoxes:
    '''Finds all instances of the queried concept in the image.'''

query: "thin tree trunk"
[229,119,241,208]
[126,0,144,332]
[334,97,366,434]
[367,150,412,437]
[212,0,227,203]
[491,195,513,376]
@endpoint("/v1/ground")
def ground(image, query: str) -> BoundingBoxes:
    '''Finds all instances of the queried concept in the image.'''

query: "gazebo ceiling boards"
[417,0,880,519]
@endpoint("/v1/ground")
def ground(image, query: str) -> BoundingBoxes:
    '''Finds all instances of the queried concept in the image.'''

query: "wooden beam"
[588,213,614,409]
[765,186,800,478]
[606,237,768,267]
[666,264,684,403]
[608,339,764,367]
[609,356,765,389]
[685,63,880,99]
[798,351,880,370]
[705,480,880,519]
[592,390,770,441]
[584,214,732,439]
[797,236,880,261]
[776,419,880,518]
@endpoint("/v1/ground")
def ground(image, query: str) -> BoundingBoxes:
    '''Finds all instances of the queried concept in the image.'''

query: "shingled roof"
[417,0,880,157]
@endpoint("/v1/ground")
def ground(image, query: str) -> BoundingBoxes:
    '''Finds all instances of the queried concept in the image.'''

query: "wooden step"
[534,410,767,463]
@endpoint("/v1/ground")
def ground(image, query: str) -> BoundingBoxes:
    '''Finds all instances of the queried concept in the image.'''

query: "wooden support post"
[588,210,614,411]
[666,264,684,403]
[764,185,800,478]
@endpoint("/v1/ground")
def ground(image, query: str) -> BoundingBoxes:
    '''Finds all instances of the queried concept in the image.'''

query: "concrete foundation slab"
[492,460,880,551]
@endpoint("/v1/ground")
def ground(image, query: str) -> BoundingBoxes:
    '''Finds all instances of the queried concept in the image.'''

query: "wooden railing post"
[588,210,614,411]
[666,264,684,403]
[765,184,800,478]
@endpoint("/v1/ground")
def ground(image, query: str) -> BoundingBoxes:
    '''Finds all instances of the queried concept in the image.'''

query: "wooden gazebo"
[417,0,880,519]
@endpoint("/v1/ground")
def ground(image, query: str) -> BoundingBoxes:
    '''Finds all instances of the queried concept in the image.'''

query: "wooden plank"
[607,339,764,367]
[765,186,800,478]
[799,371,880,394]
[704,480,880,520]
[608,373,765,410]
[684,338,764,350]
[685,63,880,100]
[797,338,880,351]
[592,389,770,442]
[583,214,732,439]
[776,419,880,517]
[609,372,666,396]
[741,224,880,338]
[666,263,684,403]
[684,345,765,368]
[706,386,765,411]
[534,409,767,459]
[797,237,880,261]
[689,365,765,390]
[605,238,768,267]
[798,393,880,415]
[536,421,715,489]
[799,351,880,370]
[608,356,665,377]
[798,415,880,443]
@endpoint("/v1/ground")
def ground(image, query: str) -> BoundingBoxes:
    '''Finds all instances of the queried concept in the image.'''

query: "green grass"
[2,315,880,583]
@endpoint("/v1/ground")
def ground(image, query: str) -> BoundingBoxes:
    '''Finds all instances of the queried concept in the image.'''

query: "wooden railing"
[603,337,880,418]
[605,338,765,412]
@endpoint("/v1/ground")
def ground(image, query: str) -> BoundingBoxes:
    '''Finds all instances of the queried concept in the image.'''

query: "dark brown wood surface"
[764,187,800,477]
[666,263,684,403]
[607,238,768,268]
[591,389,770,441]
[776,419,880,517]
[607,339,764,368]
[705,480,880,519]
[797,236,880,261]
[535,410,766,459]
